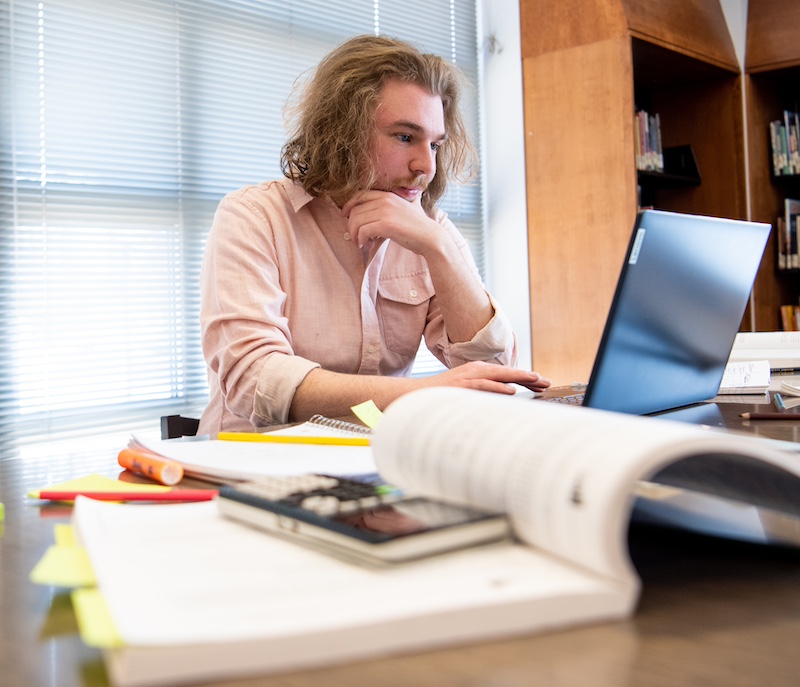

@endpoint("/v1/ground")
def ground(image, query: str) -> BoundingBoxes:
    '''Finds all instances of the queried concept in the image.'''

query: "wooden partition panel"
[623,0,738,68]
[746,0,800,72]
[523,37,637,384]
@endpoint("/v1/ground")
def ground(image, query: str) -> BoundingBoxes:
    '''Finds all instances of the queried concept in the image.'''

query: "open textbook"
[70,388,800,687]
[729,331,800,372]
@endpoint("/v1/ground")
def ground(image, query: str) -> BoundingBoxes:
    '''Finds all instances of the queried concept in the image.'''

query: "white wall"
[479,0,532,369]
[479,0,748,371]
[720,0,748,67]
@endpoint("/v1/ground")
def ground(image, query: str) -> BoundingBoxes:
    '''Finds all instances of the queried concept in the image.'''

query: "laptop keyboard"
[542,393,585,405]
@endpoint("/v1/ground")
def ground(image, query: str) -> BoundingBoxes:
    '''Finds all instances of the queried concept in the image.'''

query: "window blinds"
[0,0,483,452]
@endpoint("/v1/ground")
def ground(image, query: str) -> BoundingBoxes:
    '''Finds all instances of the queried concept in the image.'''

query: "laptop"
[534,209,771,415]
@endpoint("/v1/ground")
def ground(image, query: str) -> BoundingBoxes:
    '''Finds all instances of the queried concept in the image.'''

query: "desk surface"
[3,402,800,687]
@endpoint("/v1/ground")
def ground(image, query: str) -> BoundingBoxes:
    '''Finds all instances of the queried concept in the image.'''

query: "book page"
[372,388,798,584]
[729,332,800,368]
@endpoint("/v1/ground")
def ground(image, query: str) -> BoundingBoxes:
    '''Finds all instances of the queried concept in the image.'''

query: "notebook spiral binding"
[308,414,373,435]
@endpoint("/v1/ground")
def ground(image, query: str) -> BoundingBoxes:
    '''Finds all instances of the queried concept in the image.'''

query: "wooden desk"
[3,404,800,687]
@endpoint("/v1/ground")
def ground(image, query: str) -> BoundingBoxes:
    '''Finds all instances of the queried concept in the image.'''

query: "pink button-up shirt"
[198,179,517,433]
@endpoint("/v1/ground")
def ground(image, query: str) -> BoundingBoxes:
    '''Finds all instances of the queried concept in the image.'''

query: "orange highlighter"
[117,448,184,486]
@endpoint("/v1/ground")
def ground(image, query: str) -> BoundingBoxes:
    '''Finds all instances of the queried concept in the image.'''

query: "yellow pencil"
[217,432,370,447]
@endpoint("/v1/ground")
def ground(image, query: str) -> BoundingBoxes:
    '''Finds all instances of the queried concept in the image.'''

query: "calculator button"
[299,495,325,510]
[336,500,363,514]
[300,494,340,516]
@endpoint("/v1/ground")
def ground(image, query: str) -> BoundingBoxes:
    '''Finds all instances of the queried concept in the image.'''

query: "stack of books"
[769,110,800,176]
[634,109,663,173]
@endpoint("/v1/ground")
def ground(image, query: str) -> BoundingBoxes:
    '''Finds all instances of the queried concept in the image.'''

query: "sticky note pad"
[72,588,124,649]
[54,523,77,547]
[30,545,97,587]
[351,399,383,429]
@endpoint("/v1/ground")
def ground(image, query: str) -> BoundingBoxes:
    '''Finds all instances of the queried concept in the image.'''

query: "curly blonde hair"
[280,35,477,214]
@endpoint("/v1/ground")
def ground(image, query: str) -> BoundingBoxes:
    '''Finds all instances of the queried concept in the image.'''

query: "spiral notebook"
[282,414,373,437]
[215,415,373,446]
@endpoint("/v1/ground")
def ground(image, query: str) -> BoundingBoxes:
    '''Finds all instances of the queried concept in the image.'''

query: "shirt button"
[343,232,351,241]
[367,345,375,354]
[410,289,418,298]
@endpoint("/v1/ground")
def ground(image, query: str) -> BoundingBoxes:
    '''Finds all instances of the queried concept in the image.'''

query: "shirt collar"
[283,178,326,213]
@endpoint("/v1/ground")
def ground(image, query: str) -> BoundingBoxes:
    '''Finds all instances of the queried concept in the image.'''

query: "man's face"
[368,79,446,204]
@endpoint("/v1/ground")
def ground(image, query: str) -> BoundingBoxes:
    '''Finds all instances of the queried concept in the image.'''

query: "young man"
[198,35,550,433]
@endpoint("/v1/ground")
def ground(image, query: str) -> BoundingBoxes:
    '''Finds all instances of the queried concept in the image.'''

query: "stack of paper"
[130,431,376,483]
[717,359,771,395]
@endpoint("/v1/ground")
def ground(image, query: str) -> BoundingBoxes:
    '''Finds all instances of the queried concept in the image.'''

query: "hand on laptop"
[421,361,551,396]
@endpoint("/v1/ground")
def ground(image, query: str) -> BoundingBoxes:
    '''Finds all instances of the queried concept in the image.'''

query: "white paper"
[717,359,770,394]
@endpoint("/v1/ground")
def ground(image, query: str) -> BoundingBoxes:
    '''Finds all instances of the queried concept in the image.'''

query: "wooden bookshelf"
[745,0,800,332]
[520,0,746,385]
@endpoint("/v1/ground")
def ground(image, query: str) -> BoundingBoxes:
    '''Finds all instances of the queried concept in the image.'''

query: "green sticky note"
[351,399,383,429]
[72,588,124,649]
[29,545,97,587]
[0,501,4,522]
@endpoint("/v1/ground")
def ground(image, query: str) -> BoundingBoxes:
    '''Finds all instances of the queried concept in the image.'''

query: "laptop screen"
[583,210,771,415]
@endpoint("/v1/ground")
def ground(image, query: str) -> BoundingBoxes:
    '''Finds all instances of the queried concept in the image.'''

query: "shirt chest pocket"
[377,272,435,358]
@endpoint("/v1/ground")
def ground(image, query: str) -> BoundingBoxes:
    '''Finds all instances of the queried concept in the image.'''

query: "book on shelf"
[769,120,784,176]
[777,215,787,270]
[779,198,800,271]
[68,387,800,687]
[787,109,799,174]
[780,304,800,332]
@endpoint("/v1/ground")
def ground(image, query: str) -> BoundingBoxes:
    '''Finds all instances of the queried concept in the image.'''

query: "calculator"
[217,475,509,564]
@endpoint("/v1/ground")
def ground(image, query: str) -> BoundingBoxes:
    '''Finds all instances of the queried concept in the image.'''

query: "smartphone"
[217,475,509,565]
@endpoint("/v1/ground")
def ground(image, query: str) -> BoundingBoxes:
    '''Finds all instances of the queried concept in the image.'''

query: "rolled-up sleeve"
[439,293,518,367]
[253,354,320,425]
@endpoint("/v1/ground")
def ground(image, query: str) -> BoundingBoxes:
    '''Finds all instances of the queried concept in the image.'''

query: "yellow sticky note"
[29,545,97,587]
[72,588,124,649]
[28,473,172,499]
[351,399,383,429]
[54,523,77,547]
